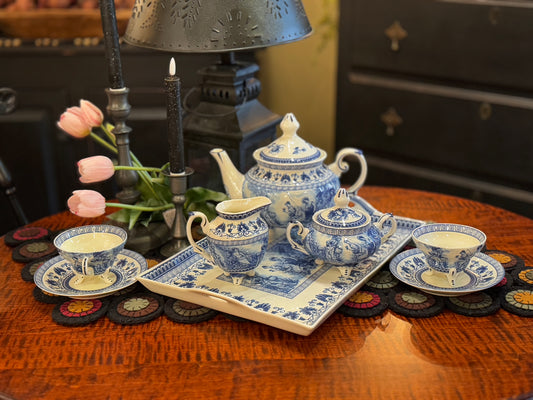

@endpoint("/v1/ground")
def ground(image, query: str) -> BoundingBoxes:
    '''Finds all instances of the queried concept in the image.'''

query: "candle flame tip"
[169,57,176,76]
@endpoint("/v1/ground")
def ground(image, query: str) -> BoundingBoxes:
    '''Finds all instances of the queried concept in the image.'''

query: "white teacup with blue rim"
[411,223,486,286]
[54,224,127,285]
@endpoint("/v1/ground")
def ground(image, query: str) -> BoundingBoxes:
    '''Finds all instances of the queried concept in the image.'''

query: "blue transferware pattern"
[287,189,397,270]
[210,113,368,229]
[54,224,127,276]
[33,249,147,299]
[412,223,486,275]
[389,248,504,296]
[139,196,424,335]
[186,196,271,285]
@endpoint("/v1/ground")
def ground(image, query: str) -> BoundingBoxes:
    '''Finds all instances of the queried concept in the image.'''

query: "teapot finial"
[334,188,350,208]
[280,112,300,138]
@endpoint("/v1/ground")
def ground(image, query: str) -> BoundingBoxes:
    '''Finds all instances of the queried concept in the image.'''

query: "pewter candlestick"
[160,167,194,257]
[105,88,140,204]
[99,0,139,204]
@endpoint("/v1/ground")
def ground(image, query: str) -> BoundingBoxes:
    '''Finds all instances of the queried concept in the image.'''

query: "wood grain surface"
[1,187,532,400]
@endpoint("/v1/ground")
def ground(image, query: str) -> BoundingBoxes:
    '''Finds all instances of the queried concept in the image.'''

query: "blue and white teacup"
[412,223,486,286]
[54,224,127,283]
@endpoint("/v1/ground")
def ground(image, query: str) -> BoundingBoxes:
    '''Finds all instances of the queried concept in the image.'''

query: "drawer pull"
[479,102,492,120]
[380,107,403,136]
[385,21,407,51]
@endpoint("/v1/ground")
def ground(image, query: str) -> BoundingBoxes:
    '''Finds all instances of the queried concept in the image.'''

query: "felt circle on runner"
[52,298,109,326]
[107,292,164,325]
[445,291,500,317]
[164,298,219,324]
[388,286,445,318]
[4,227,50,247]
[501,287,533,317]
[338,289,388,318]
[484,250,524,271]
[12,240,57,263]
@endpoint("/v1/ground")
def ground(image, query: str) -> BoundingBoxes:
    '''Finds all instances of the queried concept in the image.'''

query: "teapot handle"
[328,148,368,194]
[375,213,397,243]
[286,221,310,255]
[186,212,215,264]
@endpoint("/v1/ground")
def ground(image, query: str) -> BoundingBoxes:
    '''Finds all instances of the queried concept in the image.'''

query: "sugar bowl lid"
[313,188,371,231]
[255,113,324,164]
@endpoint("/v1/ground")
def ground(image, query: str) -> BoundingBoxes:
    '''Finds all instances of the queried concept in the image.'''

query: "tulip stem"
[97,124,164,202]
[90,132,118,154]
[105,202,174,212]
[114,166,162,173]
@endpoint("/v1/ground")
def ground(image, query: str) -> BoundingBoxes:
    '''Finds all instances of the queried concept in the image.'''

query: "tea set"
[35,112,504,302]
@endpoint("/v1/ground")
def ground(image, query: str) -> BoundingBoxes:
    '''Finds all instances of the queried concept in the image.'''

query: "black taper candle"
[99,0,124,89]
[165,57,185,174]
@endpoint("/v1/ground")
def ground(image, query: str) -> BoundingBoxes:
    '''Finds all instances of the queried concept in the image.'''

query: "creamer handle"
[328,147,368,194]
[286,221,310,255]
[186,212,215,263]
[375,213,398,243]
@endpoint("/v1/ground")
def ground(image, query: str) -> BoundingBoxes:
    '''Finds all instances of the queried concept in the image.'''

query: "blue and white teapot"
[286,188,397,275]
[210,113,367,231]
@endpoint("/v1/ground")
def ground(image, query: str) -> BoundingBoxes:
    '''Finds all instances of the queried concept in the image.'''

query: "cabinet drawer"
[341,0,533,90]
[336,72,533,187]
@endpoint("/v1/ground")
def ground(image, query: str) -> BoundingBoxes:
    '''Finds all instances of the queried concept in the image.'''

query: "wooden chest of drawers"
[336,0,533,217]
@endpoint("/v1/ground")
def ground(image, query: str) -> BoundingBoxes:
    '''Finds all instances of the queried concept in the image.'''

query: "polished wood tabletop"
[1,187,532,400]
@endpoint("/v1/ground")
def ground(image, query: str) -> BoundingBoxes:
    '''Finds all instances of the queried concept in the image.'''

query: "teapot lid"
[256,113,324,164]
[314,189,370,230]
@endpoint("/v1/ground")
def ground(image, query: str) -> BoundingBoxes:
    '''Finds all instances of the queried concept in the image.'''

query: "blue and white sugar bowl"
[286,188,397,275]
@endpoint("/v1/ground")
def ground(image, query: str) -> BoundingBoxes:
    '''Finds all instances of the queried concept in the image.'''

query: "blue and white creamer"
[186,196,272,285]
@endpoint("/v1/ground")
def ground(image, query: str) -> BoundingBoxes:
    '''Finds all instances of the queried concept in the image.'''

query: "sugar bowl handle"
[375,213,397,243]
[286,221,310,255]
[186,212,215,264]
[328,147,368,194]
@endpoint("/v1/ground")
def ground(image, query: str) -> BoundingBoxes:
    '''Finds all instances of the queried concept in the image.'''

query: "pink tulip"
[67,190,106,218]
[80,100,104,127]
[57,106,92,138]
[78,156,115,183]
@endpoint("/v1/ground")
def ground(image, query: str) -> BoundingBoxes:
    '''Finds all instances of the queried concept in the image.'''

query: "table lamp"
[123,0,312,190]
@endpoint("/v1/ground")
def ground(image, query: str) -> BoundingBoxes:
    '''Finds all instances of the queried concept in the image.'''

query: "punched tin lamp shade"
[123,0,312,52]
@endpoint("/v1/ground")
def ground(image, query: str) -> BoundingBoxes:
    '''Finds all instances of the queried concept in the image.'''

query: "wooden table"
[1,187,532,400]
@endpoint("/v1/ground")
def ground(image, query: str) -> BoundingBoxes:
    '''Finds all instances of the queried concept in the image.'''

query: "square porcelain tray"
[138,195,424,335]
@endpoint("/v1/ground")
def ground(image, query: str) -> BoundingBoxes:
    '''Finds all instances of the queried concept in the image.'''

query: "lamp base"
[184,56,281,191]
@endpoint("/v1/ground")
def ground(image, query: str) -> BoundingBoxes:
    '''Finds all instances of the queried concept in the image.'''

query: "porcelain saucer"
[34,249,147,299]
[389,248,504,297]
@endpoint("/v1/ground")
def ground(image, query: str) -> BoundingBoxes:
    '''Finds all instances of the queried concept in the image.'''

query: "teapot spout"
[210,148,245,199]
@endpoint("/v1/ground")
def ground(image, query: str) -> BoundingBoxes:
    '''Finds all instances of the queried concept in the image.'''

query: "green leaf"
[152,180,172,203]
[187,201,218,221]
[128,209,143,230]
[184,187,228,210]
[107,208,131,223]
